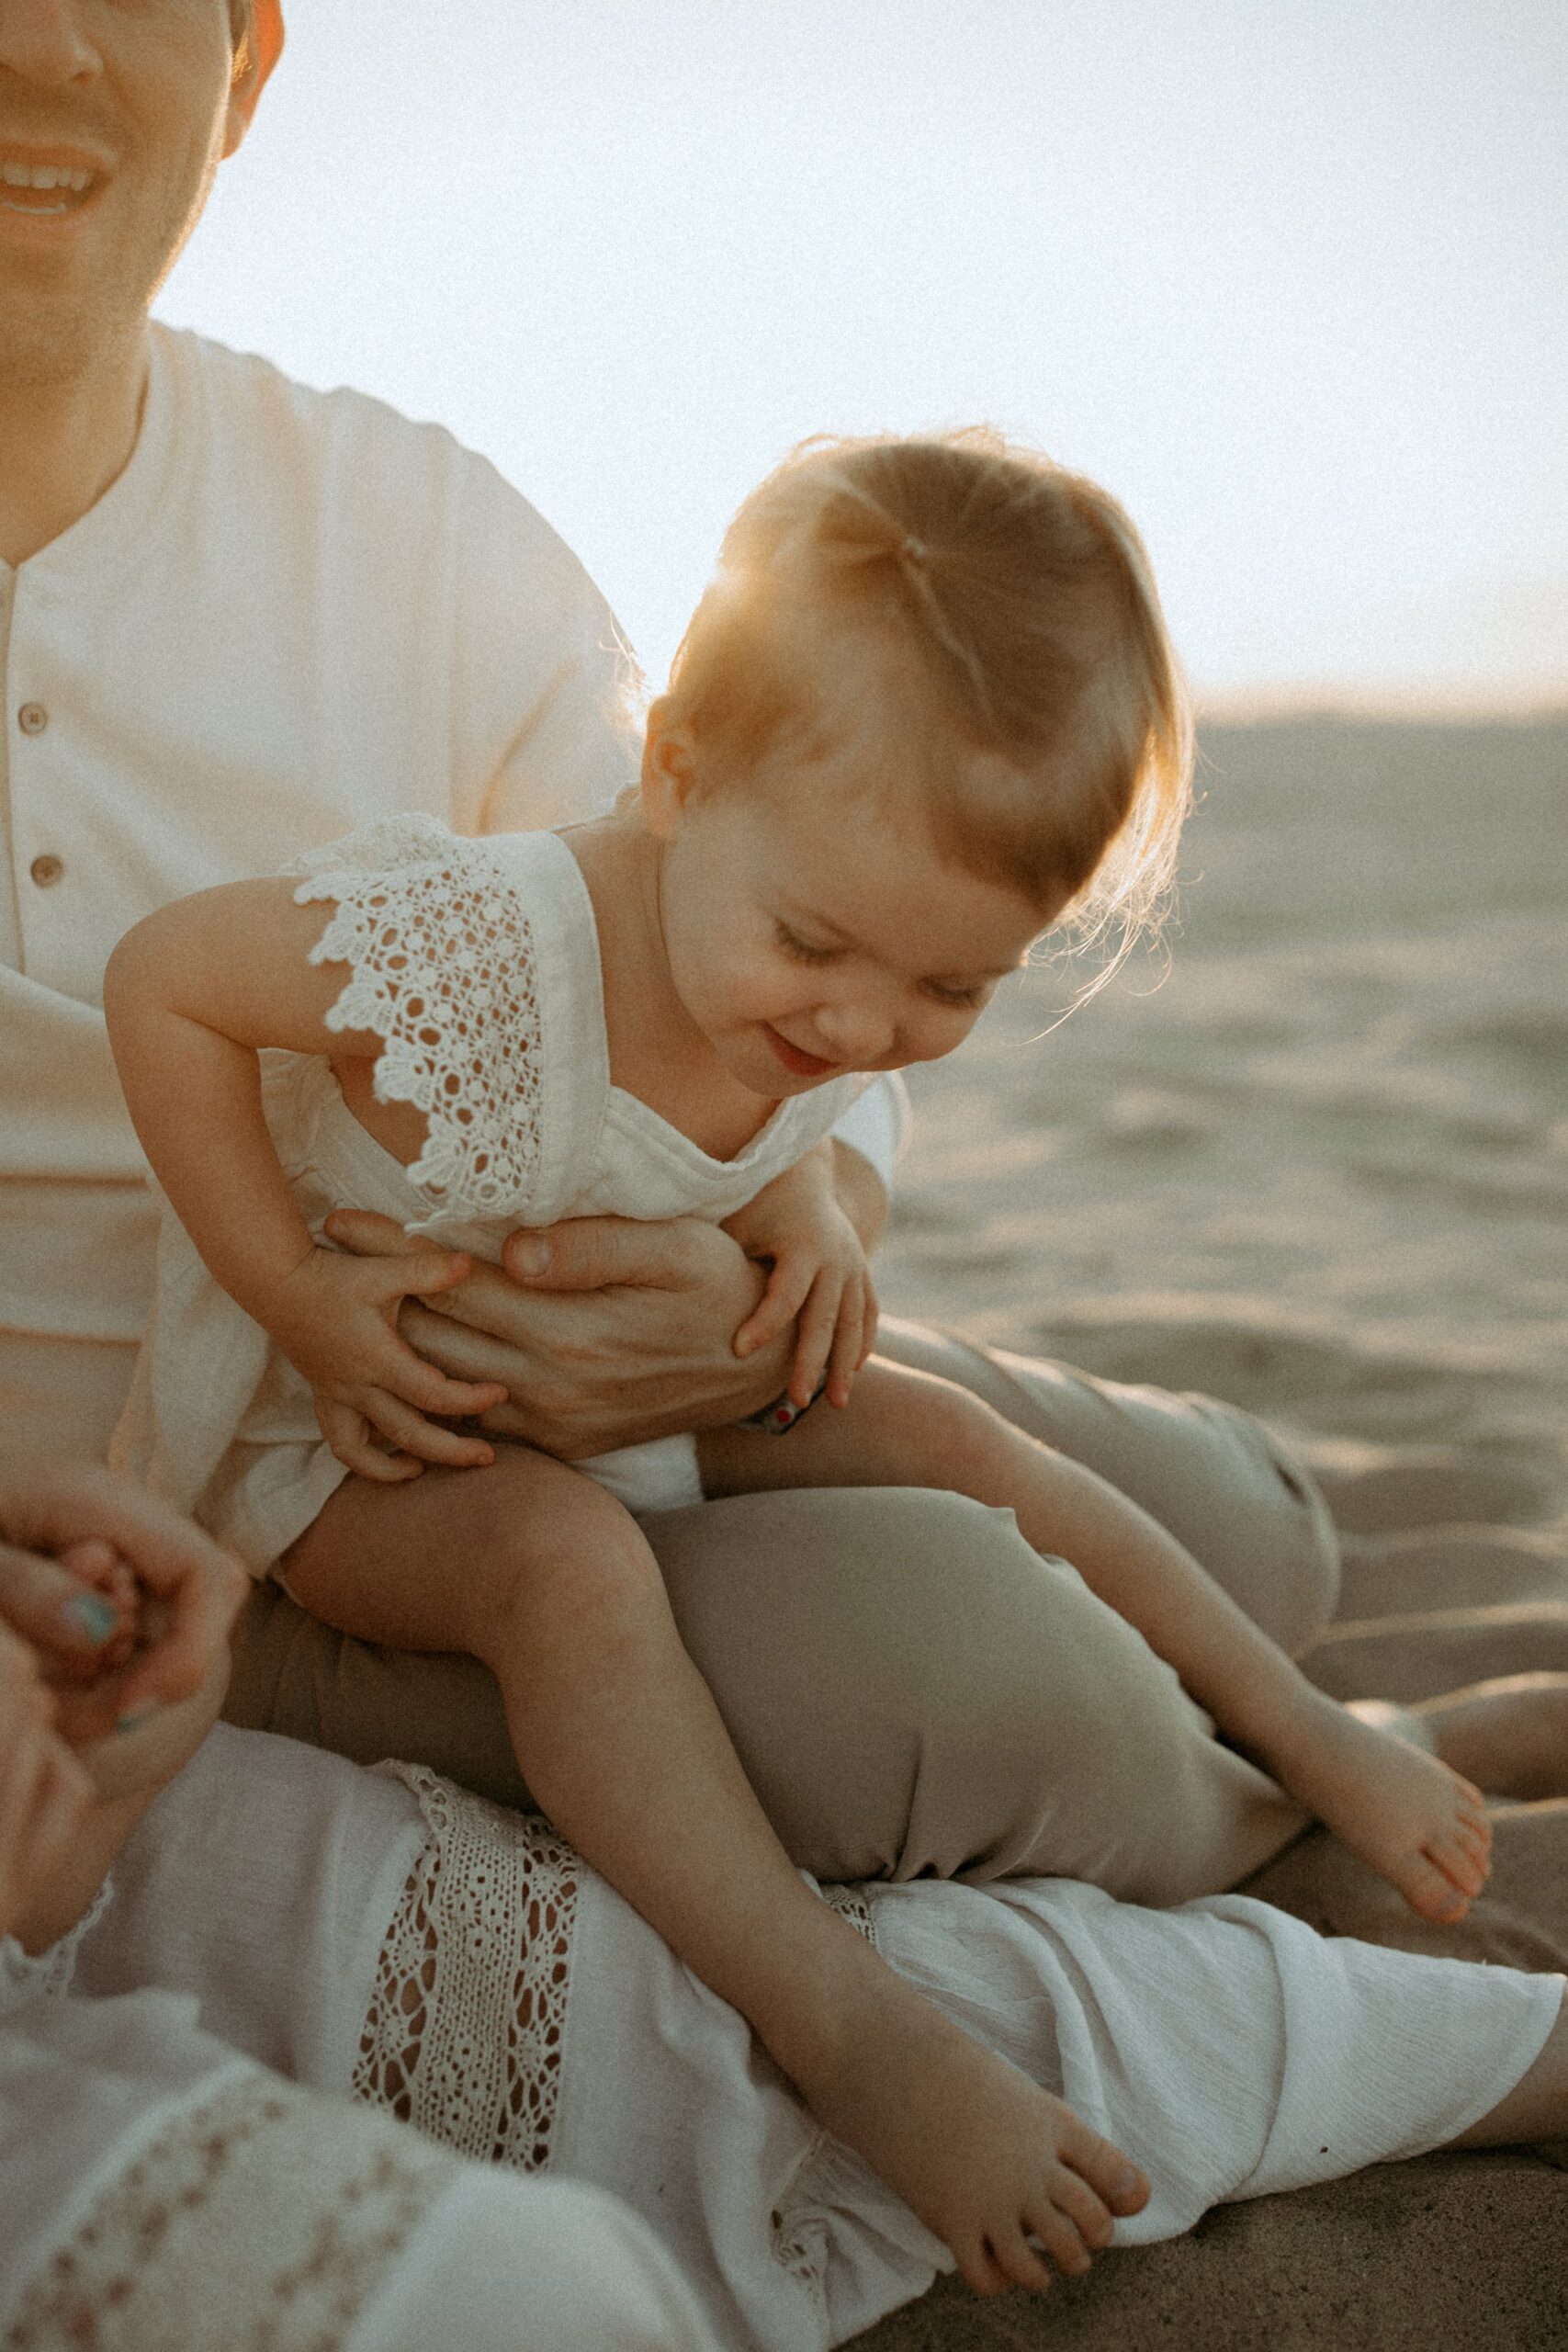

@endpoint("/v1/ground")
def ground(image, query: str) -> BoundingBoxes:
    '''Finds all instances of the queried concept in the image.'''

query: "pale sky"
[155,0,1567,704]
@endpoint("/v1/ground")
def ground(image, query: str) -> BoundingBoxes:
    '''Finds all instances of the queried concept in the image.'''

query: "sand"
[853,713,1568,2348]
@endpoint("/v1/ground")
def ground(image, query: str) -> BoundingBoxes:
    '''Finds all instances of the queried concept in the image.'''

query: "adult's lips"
[0,142,112,220]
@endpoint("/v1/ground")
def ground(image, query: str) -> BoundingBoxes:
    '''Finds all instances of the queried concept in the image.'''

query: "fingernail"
[1114,2166,1144,2200]
[513,1238,549,1277]
[65,1593,119,1647]
[117,1704,159,1736]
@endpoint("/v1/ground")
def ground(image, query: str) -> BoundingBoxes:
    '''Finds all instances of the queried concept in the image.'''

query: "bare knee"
[893,1375,1035,1507]
[468,1460,670,1667]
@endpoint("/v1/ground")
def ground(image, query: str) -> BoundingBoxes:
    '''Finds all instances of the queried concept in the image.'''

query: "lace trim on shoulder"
[0,1881,111,2016]
[1,2065,457,2352]
[355,1763,580,2173]
[290,814,546,1217]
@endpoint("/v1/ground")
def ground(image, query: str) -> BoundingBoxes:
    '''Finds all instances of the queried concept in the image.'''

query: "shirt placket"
[0,567,21,971]
[2,576,79,988]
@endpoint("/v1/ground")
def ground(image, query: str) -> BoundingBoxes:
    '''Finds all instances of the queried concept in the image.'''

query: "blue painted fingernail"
[65,1593,119,1646]
[116,1705,158,1736]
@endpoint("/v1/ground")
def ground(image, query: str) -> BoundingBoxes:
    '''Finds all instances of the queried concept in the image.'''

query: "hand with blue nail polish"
[0,1453,248,1749]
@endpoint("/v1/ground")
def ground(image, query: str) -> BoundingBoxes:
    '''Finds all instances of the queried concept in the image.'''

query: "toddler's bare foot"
[1278,1695,1493,1922]
[784,1962,1148,2296]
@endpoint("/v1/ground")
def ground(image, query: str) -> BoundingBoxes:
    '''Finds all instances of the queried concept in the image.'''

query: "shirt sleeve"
[829,1074,910,1194]
[444,453,641,841]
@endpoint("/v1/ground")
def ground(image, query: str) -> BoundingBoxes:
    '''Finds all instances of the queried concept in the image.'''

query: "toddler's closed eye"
[774,920,837,964]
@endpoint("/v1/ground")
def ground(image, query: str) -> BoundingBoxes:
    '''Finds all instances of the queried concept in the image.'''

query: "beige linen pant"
[224,1318,1337,1906]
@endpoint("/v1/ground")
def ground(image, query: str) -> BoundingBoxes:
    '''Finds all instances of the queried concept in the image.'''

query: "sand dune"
[860,714,1568,2349]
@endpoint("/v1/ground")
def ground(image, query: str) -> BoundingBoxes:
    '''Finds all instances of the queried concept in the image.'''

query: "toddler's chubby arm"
[722,1142,879,1410]
[104,884,509,1481]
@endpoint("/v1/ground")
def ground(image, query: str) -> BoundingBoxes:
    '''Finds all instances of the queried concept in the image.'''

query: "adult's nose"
[0,2,103,87]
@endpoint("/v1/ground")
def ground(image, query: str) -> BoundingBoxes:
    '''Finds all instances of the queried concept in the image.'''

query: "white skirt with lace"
[39,1724,1564,2352]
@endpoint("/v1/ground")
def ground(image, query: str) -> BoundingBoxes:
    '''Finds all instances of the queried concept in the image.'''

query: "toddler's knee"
[901,1378,1023,1501]
[481,1480,664,1651]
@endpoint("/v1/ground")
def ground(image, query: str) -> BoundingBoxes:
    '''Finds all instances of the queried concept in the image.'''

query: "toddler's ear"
[639,702,701,838]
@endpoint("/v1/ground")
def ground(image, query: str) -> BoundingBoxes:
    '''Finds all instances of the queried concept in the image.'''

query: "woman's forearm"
[10,1782,150,1955]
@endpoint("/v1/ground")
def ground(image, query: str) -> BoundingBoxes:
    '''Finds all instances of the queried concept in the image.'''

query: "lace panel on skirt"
[2,2067,457,2352]
[355,1764,580,2172]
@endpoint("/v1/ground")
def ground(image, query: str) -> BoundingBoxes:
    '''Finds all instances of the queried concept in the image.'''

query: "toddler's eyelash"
[774,920,984,1007]
[775,921,836,963]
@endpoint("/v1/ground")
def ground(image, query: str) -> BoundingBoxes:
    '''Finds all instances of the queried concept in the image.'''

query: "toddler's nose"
[814,1001,897,1068]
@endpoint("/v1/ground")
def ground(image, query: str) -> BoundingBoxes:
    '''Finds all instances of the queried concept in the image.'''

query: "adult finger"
[321,1208,429,1261]
[390,1248,477,1301]
[320,1401,417,1485]
[22,1740,94,1895]
[502,1216,714,1295]
[859,1277,880,1367]
[731,1255,814,1361]
[0,1541,128,1665]
[824,1288,864,1409]
[789,1276,840,1409]
[378,1338,508,1421]
[366,1391,491,1470]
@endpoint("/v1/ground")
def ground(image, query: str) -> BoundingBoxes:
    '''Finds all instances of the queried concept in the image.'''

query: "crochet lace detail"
[0,1881,111,2016]
[2,2067,456,2352]
[822,1883,877,1946]
[355,1764,579,2171]
[291,813,545,1216]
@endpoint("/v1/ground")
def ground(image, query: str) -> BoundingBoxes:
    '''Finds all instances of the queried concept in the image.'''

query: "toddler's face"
[646,725,1051,1103]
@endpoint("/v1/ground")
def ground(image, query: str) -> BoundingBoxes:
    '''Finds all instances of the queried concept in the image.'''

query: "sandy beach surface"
[856,713,1568,2349]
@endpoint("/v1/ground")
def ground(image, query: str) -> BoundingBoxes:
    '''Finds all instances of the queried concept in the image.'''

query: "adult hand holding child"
[329,1204,795,1457]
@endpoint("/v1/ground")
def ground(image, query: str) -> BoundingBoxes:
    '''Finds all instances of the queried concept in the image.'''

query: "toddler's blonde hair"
[662,429,1192,963]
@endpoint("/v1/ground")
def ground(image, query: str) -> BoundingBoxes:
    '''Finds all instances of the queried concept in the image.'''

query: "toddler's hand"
[270,1244,511,1481]
[724,1150,878,1410]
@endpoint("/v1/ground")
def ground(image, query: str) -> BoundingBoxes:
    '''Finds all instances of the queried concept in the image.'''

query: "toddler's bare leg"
[702,1363,1494,1924]
[282,1453,1149,2294]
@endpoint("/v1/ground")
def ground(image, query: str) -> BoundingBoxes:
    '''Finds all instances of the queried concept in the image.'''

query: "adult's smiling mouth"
[0,147,109,219]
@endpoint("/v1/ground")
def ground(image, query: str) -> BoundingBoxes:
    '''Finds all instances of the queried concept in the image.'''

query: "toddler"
[105,431,1489,2292]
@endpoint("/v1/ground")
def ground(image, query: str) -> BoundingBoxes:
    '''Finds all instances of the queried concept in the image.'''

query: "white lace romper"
[111,813,871,1576]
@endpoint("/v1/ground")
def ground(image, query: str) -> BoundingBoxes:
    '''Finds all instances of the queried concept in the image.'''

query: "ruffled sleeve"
[289,815,601,1224]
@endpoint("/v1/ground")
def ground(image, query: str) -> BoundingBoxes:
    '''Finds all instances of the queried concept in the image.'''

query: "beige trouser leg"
[874,1318,1341,1653]
[226,1323,1335,1905]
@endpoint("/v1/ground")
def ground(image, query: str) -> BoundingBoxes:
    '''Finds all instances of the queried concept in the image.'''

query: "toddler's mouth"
[763,1024,834,1079]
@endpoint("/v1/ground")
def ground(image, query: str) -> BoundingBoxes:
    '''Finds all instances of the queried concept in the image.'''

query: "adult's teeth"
[0,163,94,191]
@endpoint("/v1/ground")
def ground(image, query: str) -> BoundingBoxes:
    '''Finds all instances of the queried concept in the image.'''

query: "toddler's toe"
[1401,1854,1471,1922]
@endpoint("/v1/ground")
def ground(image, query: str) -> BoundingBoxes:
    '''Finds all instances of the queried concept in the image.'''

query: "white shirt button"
[29,854,64,888]
[17,702,48,736]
